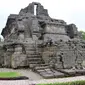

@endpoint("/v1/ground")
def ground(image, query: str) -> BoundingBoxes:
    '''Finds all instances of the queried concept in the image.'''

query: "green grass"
[37,80,85,85]
[0,72,21,78]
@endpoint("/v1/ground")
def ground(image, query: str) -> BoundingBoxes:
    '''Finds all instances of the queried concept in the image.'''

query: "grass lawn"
[0,72,21,78]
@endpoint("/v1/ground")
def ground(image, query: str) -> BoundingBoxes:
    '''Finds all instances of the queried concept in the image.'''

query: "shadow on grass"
[0,76,29,80]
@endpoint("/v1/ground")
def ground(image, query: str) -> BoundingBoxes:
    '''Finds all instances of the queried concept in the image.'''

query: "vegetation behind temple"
[80,31,85,40]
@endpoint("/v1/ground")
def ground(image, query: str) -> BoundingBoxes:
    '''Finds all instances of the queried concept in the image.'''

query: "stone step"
[25,49,38,51]
[26,49,38,53]
[28,52,41,55]
[29,64,38,68]
[28,62,45,68]
[27,54,41,56]
[28,58,43,61]
[25,47,36,49]
[33,64,49,70]
[28,61,44,64]
[26,52,41,55]
[26,51,36,55]
[34,66,49,70]
[25,45,35,47]
[35,64,49,67]
[40,72,55,78]
[27,56,42,59]
[36,64,48,66]
[24,44,35,46]
[25,49,36,51]
[57,69,85,76]
[29,63,46,68]
[28,58,42,60]
[39,70,65,78]
[25,47,35,49]
[34,67,65,78]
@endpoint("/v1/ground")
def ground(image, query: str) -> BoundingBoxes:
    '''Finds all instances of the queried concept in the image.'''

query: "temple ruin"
[1,2,85,78]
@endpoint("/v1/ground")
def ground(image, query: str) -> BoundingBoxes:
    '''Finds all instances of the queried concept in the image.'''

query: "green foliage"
[80,31,85,40]
[37,80,85,85]
[0,72,21,78]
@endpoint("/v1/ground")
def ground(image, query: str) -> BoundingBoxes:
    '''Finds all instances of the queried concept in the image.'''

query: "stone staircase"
[33,64,65,78]
[27,54,45,68]
[24,43,45,68]
[24,43,66,78]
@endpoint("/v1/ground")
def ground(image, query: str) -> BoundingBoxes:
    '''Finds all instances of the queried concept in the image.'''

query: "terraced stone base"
[33,64,85,78]
[57,69,85,76]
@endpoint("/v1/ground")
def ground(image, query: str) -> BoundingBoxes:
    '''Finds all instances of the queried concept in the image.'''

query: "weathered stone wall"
[1,2,85,71]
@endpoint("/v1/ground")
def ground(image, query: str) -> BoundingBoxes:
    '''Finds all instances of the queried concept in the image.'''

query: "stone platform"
[57,69,85,76]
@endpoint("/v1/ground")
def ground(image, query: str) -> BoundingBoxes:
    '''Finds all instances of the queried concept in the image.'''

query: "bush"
[80,31,85,40]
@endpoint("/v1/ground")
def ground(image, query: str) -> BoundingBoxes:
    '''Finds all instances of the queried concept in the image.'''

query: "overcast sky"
[0,0,85,38]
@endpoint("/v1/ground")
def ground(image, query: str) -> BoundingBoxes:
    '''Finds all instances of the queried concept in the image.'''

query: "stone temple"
[1,2,85,78]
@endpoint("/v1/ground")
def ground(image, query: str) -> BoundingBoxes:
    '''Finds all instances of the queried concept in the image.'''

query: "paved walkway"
[29,76,85,84]
[0,76,85,85]
[0,80,28,85]
[0,68,43,80]
[0,68,85,85]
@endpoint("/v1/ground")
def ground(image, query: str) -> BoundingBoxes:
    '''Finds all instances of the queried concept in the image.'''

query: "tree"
[80,31,85,40]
